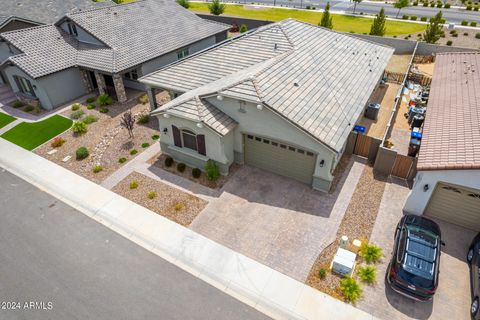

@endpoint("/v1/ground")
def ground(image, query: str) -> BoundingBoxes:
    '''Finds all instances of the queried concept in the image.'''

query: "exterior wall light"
[423,184,429,192]
[217,95,223,101]
[319,159,325,167]
[163,128,168,134]
[256,104,263,110]
[196,123,203,128]
[163,113,170,118]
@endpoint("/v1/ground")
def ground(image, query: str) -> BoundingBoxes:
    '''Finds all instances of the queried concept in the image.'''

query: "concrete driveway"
[358,179,476,320]
[189,158,366,282]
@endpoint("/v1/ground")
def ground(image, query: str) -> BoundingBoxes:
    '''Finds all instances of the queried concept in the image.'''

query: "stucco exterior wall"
[403,169,480,215]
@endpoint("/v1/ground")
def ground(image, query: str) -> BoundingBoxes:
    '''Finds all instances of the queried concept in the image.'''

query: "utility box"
[365,103,380,120]
[331,248,356,277]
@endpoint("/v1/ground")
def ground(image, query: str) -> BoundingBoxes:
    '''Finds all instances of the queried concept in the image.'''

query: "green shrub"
[358,265,377,284]
[12,100,24,108]
[446,40,453,46]
[164,156,174,167]
[174,203,184,211]
[129,181,138,189]
[466,5,472,10]
[86,97,95,104]
[436,2,442,7]
[137,94,149,105]
[410,16,417,20]
[402,15,409,19]
[51,137,65,148]
[130,149,138,155]
[471,21,478,26]
[176,0,190,8]
[440,31,446,37]
[192,168,201,178]
[450,29,457,34]
[452,33,458,37]
[422,1,428,6]
[319,268,327,279]
[72,121,88,134]
[444,2,450,8]
[147,191,157,199]
[87,104,96,110]
[71,103,80,111]
[421,16,427,21]
[141,142,150,148]
[205,160,220,181]
[118,157,127,163]
[138,114,150,124]
[339,277,362,304]
[24,105,34,112]
[92,165,103,173]
[461,20,469,26]
[413,1,418,5]
[239,24,248,33]
[177,162,186,172]
[82,115,98,124]
[430,2,435,6]
[75,146,89,160]
[151,134,160,140]
[476,32,480,39]
[70,110,85,120]
[440,18,446,23]
[464,32,469,36]
[96,94,113,107]
[99,107,109,113]
[475,7,479,11]
[360,243,383,264]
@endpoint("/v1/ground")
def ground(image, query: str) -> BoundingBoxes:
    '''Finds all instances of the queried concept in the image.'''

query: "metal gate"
[391,154,414,179]
[353,134,372,158]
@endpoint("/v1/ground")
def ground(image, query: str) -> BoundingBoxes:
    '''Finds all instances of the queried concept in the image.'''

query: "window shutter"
[13,76,22,92]
[172,125,181,147]
[197,134,206,156]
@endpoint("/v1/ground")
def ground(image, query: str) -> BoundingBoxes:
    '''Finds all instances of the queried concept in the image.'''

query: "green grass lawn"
[190,3,426,36]
[1,115,73,150]
[0,113,17,129]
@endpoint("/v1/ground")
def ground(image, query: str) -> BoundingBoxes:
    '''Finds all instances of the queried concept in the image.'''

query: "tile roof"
[417,52,480,171]
[146,20,393,152]
[0,0,229,78]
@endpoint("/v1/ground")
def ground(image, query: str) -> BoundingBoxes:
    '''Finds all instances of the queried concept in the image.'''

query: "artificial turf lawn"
[0,115,73,150]
[189,3,426,36]
[0,113,16,129]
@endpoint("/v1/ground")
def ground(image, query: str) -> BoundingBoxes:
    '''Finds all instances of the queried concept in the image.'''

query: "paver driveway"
[358,179,475,320]
[189,158,366,282]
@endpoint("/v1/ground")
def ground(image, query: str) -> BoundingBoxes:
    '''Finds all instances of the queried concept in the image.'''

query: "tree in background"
[370,8,387,36]
[352,0,363,14]
[394,0,410,18]
[319,2,333,29]
[176,0,190,9]
[423,11,443,43]
[208,0,226,15]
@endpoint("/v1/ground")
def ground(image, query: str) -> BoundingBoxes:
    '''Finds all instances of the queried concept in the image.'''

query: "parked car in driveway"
[387,215,443,301]
[468,233,480,319]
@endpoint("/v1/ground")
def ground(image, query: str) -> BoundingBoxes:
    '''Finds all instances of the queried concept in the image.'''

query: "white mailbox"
[332,248,356,277]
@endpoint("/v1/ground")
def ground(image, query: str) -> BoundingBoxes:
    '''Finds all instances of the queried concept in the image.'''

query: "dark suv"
[468,233,480,319]
[387,215,443,301]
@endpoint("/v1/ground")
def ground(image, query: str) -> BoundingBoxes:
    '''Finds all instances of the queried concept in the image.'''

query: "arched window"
[181,129,197,151]
[171,125,206,156]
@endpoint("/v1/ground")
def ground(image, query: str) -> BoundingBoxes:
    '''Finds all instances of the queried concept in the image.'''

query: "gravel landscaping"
[306,165,387,301]
[34,95,165,184]
[112,171,207,226]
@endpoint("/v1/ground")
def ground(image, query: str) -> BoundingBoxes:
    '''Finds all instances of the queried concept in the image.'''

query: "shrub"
[475,7,479,11]
[192,168,201,178]
[164,156,174,167]
[12,100,24,108]
[319,268,327,279]
[464,32,469,36]
[138,94,149,105]
[402,15,409,19]
[87,104,96,110]
[75,146,89,160]
[82,115,98,124]
[444,2,450,8]
[440,18,446,23]
[205,160,220,181]
[208,0,225,15]
[177,162,186,172]
[411,16,418,20]
[129,181,138,189]
[413,1,418,5]
[339,277,362,304]
[450,29,457,34]
[446,40,453,45]
[358,265,377,284]
[151,134,160,140]
[421,16,427,21]
[440,31,446,37]
[24,105,34,112]
[51,137,65,148]
[466,5,472,10]
[452,33,458,37]
[86,97,95,104]
[359,243,383,264]
[96,94,113,107]
[471,21,478,27]
[118,157,127,163]
[137,114,150,124]
[72,121,88,134]
[130,149,138,155]
[476,32,480,39]
[174,203,184,211]
[176,0,190,9]
[430,2,435,6]
[239,24,248,33]
[436,2,442,7]
[461,20,469,26]
[99,107,109,113]
[141,142,150,148]
[71,103,80,111]
[422,1,428,6]
[70,110,85,120]
[147,191,157,199]
[93,165,103,173]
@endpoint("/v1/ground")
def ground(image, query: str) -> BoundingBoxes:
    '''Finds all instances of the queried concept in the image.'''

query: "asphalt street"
[0,168,271,320]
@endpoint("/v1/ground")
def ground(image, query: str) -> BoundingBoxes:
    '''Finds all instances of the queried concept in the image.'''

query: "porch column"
[112,74,127,103]
[94,72,106,95]
[79,70,93,93]
[147,87,157,111]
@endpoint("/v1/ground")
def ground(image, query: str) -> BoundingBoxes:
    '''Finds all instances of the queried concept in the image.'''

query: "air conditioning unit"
[365,103,380,120]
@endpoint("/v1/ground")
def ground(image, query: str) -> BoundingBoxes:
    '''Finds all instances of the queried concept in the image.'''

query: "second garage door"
[425,182,480,231]
[244,134,316,184]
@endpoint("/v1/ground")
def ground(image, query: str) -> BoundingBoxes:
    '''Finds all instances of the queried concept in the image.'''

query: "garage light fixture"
[163,113,170,118]
[196,123,203,128]
[163,128,168,134]
[423,184,429,192]
[319,159,325,167]
[217,95,223,101]
[256,104,263,110]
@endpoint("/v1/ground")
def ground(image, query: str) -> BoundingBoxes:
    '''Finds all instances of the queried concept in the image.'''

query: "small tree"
[176,0,190,8]
[370,8,387,36]
[319,2,333,29]
[205,160,220,181]
[394,0,410,18]
[352,0,363,14]
[239,24,248,33]
[423,11,443,44]
[120,111,135,139]
[208,0,225,16]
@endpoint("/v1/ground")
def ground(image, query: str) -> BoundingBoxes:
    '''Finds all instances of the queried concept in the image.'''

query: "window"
[396,228,407,263]
[182,129,197,151]
[67,22,78,36]
[172,125,206,155]
[14,76,35,97]
[177,48,189,60]
[124,69,139,81]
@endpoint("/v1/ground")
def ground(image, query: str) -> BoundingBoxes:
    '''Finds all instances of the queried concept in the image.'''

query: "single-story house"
[0,0,229,110]
[141,19,394,192]
[404,52,480,230]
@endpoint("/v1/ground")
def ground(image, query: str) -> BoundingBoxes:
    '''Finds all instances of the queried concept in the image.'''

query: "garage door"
[244,134,316,184]
[425,183,480,231]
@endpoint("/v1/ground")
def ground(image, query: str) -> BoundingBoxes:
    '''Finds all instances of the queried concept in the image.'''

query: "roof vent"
[274,43,278,50]
[293,79,299,87]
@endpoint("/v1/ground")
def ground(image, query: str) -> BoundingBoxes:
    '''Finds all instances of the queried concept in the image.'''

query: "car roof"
[403,215,441,236]
[402,228,438,280]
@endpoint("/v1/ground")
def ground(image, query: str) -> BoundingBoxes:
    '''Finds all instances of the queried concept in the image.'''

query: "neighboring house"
[404,52,480,230]
[141,19,394,192]
[0,0,229,110]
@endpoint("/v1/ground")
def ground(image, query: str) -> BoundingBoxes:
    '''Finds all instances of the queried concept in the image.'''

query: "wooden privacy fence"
[413,55,435,64]
[391,154,414,179]
[408,71,432,86]
[353,134,372,158]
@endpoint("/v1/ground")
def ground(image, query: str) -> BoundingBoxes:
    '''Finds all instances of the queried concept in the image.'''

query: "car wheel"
[468,247,475,263]
[472,298,479,317]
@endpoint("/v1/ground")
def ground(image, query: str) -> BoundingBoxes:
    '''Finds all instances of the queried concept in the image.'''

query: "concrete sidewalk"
[0,139,377,320]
